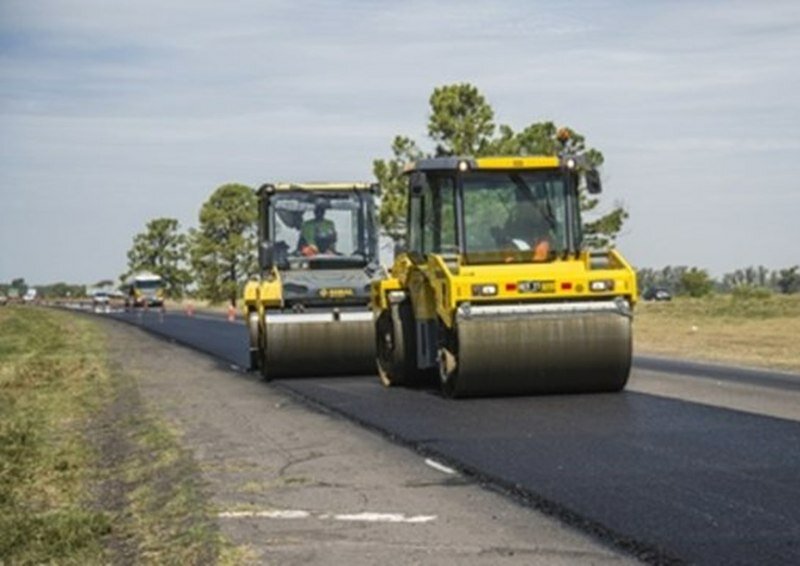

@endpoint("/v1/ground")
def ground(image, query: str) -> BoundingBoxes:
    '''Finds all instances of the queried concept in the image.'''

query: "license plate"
[518,280,555,293]
[319,288,354,299]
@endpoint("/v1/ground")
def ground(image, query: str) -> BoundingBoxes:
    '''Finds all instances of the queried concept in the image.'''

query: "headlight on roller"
[471,284,498,297]
[387,290,406,303]
[590,280,615,292]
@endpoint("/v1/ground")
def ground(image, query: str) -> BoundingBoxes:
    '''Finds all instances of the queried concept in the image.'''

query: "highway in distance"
[110,309,800,565]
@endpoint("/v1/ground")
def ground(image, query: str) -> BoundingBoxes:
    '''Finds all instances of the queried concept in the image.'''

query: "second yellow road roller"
[372,153,637,397]
[244,182,381,378]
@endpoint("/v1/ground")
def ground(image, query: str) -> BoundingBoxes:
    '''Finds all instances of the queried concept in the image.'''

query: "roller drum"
[264,310,375,378]
[445,301,632,397]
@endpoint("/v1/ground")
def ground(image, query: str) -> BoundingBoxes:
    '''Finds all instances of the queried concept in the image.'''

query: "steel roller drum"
[447,300,632,397]
[264,310,376,378]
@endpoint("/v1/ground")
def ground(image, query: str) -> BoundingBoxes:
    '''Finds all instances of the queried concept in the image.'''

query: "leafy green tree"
[776,266,800,294]
[428,83,495,156]
[636,265,692,294]
[10,278,27,296]
[189,183,257,306]
[679,268,714,298]
[372,136,422,243]
[38,282,86,299]
[373,82,628,248]
[124,218,192,298]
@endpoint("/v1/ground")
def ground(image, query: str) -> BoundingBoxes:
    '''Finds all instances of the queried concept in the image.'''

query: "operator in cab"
[299,198,337,256]
[492,194,554,261]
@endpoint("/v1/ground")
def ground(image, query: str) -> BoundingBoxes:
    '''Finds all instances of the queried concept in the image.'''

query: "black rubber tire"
[259,323,272,382]
[376,301,435,387]
[247,311,261,372]
[438,324,462,399]
[376,304,408,386]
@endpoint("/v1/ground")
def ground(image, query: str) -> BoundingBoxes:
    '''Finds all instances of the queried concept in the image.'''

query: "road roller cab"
[372,155,638,397]
[244,182,381,378]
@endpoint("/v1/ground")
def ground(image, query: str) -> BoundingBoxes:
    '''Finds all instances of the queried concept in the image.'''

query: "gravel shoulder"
[99,317,636,565]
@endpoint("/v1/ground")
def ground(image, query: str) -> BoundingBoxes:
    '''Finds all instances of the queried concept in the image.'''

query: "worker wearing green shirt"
[299,199,337,256]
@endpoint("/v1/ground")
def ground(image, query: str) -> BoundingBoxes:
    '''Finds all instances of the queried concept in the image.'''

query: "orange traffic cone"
[186,303,195,317]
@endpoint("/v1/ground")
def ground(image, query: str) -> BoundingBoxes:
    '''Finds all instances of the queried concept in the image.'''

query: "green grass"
[640,292,800,320]
[0,307,111,563]
[0,307,230,564]
[635,294,800,372]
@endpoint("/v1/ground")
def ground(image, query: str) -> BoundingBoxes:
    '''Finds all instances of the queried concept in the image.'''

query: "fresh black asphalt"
[634,355,800,392]
[112,310,800,565]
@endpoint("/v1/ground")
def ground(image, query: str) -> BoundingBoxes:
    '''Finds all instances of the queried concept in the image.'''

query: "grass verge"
[0,307,227,563]
[634,294,800,373]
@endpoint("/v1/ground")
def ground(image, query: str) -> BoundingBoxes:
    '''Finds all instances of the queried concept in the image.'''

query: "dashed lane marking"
[425,458,456,475]
[219,509,436,523]
[219,510,310,519]
[333,512,437,523]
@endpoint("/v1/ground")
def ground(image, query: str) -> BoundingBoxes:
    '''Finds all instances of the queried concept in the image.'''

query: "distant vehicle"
[92,291,111,313]
[23,288,38,303]
[92,291,110,305]
[123,273,164,308]
[643,287,672,301]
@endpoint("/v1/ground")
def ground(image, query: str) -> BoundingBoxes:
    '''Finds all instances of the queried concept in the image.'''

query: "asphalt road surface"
[110,309,800,565]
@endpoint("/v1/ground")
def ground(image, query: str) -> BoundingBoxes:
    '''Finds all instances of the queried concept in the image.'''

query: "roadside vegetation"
[634,294,800,373]
[0,307,227,563]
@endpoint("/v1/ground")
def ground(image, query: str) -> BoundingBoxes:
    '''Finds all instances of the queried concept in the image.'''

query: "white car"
[92,292,111,312]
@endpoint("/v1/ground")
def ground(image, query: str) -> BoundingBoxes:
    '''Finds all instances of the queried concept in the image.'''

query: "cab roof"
[404,156,562,173]
[258,182,378,195]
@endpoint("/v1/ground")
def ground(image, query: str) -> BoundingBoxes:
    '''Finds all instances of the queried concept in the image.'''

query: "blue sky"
[1,0,799,284]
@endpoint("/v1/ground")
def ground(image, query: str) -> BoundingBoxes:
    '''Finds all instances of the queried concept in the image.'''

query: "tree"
[124,217,192,298]
[189,183,257,306]
[636,265,695,294]
[428,83,495,156]
[373,82,628,248]
[38,282,86,299]
[679,268,713,298]
[776,266,800,294]
[372,136,422,243]
[10,278,27,296]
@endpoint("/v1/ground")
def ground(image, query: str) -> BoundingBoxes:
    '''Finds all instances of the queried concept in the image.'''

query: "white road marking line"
[425,458,456,475]
[218,509,437,524]
[219,510,310,519]
[333,512,436,523]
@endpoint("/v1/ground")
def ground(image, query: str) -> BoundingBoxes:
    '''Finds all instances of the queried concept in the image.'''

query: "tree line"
[0,278,87,300]
[11,83,793,303]
[122,184,257,305]
[637,265,800,298]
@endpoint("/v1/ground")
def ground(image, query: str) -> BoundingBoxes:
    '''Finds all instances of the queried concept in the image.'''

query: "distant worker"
[299,198,337,256]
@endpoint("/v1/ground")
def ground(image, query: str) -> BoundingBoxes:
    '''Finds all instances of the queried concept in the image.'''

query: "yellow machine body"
[372,155,637,397]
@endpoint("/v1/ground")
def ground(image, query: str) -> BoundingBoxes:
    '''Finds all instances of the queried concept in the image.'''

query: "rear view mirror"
[585,170,602,194]
[409,172,428,196]
[259,242,274,270]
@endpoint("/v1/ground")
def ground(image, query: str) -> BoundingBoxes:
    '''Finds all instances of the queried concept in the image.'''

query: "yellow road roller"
[244,182,381,378]
[372,155,637,397]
